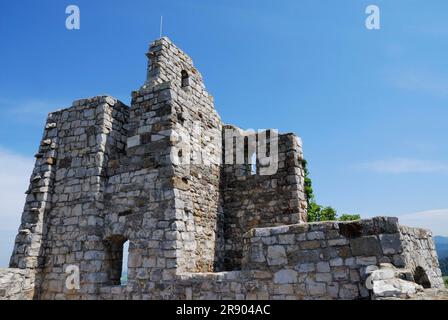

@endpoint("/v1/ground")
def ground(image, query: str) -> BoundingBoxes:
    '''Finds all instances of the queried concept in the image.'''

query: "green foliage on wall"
[302,159,361,223]
[339,214,362,221]
[307,203,337,222]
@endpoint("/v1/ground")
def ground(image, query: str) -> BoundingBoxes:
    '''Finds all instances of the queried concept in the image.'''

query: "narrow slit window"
[181,70,189,88]
[250,152,257,175]
[104,235,128,286]
[120,240,129,286]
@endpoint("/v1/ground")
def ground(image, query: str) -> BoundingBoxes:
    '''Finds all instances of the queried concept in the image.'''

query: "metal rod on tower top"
[159,16,163,39]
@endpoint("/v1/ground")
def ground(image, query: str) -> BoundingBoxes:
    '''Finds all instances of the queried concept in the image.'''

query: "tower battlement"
[143,37,206,92]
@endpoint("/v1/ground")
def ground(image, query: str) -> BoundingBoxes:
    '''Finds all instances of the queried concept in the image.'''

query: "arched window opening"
[104,235,128,286]
[414,266,431,288]
[181,70,190,88]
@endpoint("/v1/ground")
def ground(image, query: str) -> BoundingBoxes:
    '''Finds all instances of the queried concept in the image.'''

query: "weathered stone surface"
[373,278,420,298]
[127,135,140,148]
[273,269,297,284]
[1,37,444,301]
[307,283,326,296]
[316,262,331,273]
[267,246,287,266]
[0,269,35,300]
[316,273,332,284]
[380,234,402,255]
[350,236,382,256]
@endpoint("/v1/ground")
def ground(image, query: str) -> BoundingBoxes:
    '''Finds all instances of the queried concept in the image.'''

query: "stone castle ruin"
[0,38,444,300]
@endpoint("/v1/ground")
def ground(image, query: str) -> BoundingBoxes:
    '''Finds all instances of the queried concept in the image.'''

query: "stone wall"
[220,130,307,270]
[240,217,444,299]
[1,37,444,300]
[102,81,180,298]
[8,96,129,299]
[0,269,36,300]
[164,39,223,273]
[82,218,444,300]
[399,226,444,288]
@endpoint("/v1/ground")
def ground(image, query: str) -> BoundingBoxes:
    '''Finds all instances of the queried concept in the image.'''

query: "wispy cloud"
[0,97,68,124]
[8,100,56,118]
[405,23,448,39]
[386,69,448,96]
[398,209,448,237]
[360,158,448,174]
[0,147,34,267]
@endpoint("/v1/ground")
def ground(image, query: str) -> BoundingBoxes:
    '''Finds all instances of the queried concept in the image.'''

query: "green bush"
[302,159,361,223]
[339,214,361,221]
[307,203,338,222]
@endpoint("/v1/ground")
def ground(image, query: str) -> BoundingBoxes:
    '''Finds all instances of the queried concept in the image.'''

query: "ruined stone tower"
[0,38,444,300]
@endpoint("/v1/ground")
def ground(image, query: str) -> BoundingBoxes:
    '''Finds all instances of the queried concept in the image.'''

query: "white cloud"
[0,148,34,267]
[360,158,448,174]
[405,23,448,39]
[387,69,448,96]
[398,209,448,237]
[0,97,69,124]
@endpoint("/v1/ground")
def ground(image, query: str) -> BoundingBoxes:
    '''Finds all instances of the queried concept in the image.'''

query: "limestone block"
[350,236,382,256]
[296,263,315,273]
[339,284,359,299]
[356,256,378,266]
[267,246,287,266]
[307,282,326,296]
[307,231,325,240]
[273,269,298,284]
[127,135,140,148]
[379,233,402,255]
[316,262,330,273]
[328,238,349,246]
[330,258,343,267]
[316,273,332,284]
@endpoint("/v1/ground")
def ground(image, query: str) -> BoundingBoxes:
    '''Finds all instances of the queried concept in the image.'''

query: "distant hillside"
[435,236,448,259]
[435,236,448,277]
[435,236,448,245]
[440,257,448,277]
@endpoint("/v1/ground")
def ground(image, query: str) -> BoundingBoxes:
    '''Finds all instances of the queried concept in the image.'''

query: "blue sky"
[0,0,447,266]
